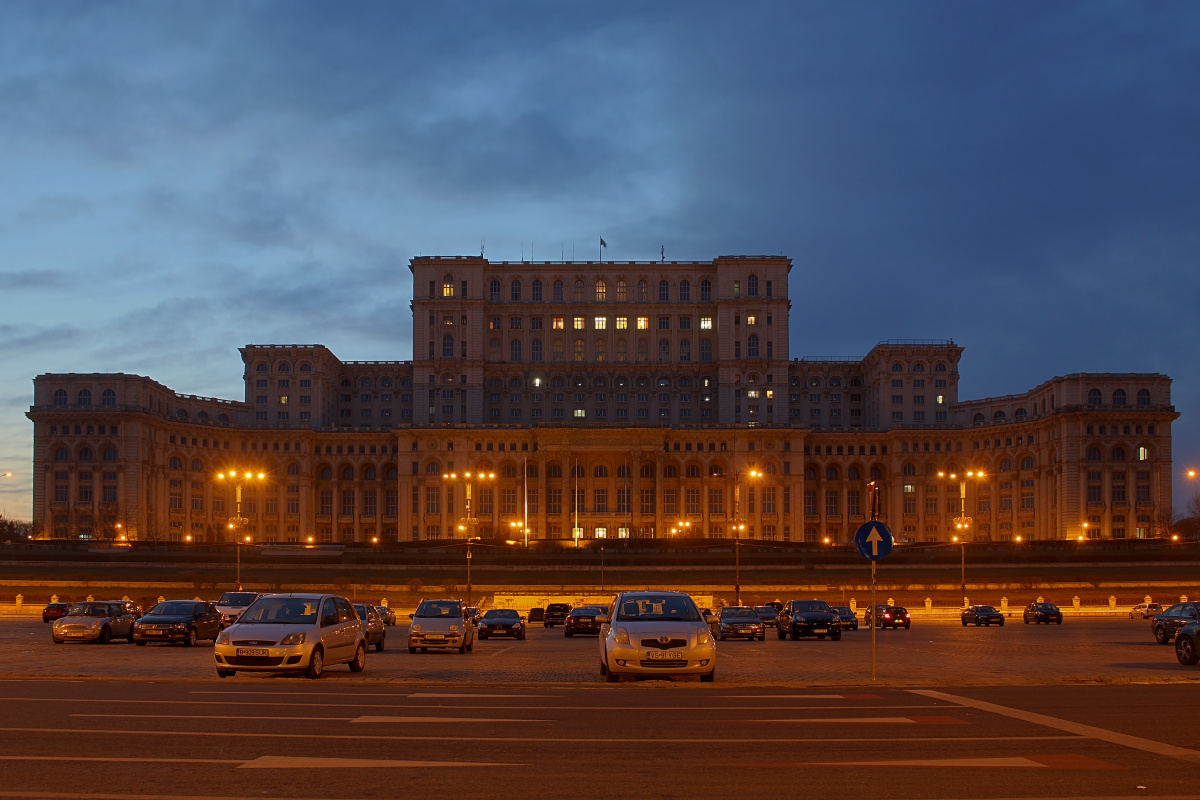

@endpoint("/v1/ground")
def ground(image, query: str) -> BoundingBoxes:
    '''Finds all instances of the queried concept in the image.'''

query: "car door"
[317,598,344,660]
[111,605,133,636]
[1170,604,1199,636]
[335,597,361,660]
[195,603,219,639]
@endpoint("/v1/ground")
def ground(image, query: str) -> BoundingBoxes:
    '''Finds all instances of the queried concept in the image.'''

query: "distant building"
[26,255,1178,545]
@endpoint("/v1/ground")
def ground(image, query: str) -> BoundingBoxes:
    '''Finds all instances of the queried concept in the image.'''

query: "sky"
[2,2,1199,518]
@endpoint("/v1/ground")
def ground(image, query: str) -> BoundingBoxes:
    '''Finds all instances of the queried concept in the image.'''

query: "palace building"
[27,255,1178,545]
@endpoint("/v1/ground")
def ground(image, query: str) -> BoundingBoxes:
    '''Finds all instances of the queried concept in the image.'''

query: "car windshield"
[721,607,758,619]
[1036,604,1058,611]
[791,601,830,613]
[150,602,197,616]
[616,595,700,622]
[68,603,113,617]
[238,597,319,624]
[484,610,520,620]
[217,592,260,608]
[831,607,853,615]
[975,606,996,613]
[754,607,778,618]
[570,607,602,617]
[416,601,462,618]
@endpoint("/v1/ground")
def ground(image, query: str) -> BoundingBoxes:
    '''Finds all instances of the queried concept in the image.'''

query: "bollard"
[1182,596,1189,604]
[925,597,932,611]
[158,596,165,605]
[1036,595,1044,604]
[1073,596,1081,609]
[1109,595,1117,610]
[50,594,58,604]
[381,598,389,607]
[963,596,969,608]
[887,597,894,606]
[1144,594,1152,604]
[86,595,94,601]
[15,594,23,610]
[849,599,856,612]
[1000,597,1008,612]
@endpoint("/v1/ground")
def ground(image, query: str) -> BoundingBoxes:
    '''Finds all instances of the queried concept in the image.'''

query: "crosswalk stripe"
[239,755,523,769]
[729,755,1120,769]
[351,716,547,723]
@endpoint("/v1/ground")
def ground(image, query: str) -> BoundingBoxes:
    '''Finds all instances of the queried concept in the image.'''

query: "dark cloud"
[0,270,66,289]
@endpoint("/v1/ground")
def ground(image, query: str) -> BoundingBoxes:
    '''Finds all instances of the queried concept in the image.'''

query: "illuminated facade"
[27,255,1178,544]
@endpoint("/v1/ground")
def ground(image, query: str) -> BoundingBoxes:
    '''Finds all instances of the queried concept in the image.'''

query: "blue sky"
[2,2,1199,518]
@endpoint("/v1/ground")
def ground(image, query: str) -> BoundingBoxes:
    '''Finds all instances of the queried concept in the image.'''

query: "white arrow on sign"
[866,528,884,556]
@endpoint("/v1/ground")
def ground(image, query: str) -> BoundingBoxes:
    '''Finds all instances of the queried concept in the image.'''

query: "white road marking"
[189,691,553,698]
[725,716,961,724]
[72,714,351,721]
[239,755,522,768]
[351,715,547,723]
[0,755,238,764]
[912,689,1200,764]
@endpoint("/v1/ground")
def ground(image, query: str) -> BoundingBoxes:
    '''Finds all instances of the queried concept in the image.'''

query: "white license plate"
[647,651,684,660]
[425,634,445,640]
[67,632,87,638]
[814,628,828,634]
[237,648,269,657]
[146,630,163,635]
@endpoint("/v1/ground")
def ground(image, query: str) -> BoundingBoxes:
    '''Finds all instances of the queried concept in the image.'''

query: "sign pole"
[871,559,876,681]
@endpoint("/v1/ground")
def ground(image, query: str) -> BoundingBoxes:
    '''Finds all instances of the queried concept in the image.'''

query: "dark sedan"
[42,602,72,623]
[962,605,1005,626]
[1024,602,1063,624]
[830,606,859,631]
[717,606,766,641]
[866,605,911,629]
[353,603,387,651]
[753,606,780,629]
[1175,622,1200,665]
[132,600,222,646]
[478,609,526,639]
[375,606,397,626]
[1152,602,1199,645]
[778,599,842,641]
[564,606,605,637]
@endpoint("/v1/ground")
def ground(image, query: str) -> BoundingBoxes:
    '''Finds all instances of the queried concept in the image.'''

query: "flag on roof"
[600,237,607,248]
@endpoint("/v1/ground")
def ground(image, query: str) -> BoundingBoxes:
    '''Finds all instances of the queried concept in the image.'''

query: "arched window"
[804,467,817,480]
[658,339,670,361]
[320,467,333,480]
[891,363,903,372]
[616,279,627,302]
[553,279,564,301]
[526,464,539,478]
[973,413,985,422]
[287,462,300,476]
[511,279,522,301]
[679,279,690,301]
[364,466,377,480]
[256,363,269,372]
[277,363,291,372]
[574,279,585,302]
[870,467,883,480]
[638,280,648,301]
[747,274,758,296]
[443,274,455,297]
[993,410,1007,420]
[503,465,516,478]
[300,363,312,372]
[191,458,203,471]
[686,464,701,478]
[658,280,670,301]
[595,279,606,302]
[912,363,925,372]
[747,334,759,358]
[1087,447,1102,461]
[169,456,182,470]
[176,409,188,417]
[532,279,543,301]
[218,414,229,422]
[53,389,67,406]
[54,447,69,461]
[848,466,861,480]
[679,339,691,362]
[342,467,355,480]
[101,389,116,406]
[574,339,585,362]
[197,411,208,419]
[1112,389,1127,406]
[663,465,678,478]
[1087,389,1102,406]
[510,377,523,388]
[594,465,608,478]
[1021,456,1034,469]
[825,466,839,480]
[1137,389,1151,406]
[78,389,92,406]
[637,339,649,362]
[641,464,655,478]
[531,340,543,361]
[489,279,501,301]
[1111,447,1127,461]
[594,339,606,362]
[935,363,947,372]
[386,466,398,480]
[573,463,585,477]
[80,447,94,461]
[1015,408,1027,418]
[617,464,629,478]
[902,462,916,476]
[381,378,392,388]
[700,340,712,362]
[425,462,440,475]
[102,447,118,462]
[700,279,711,301]
[510,340,522,362]
[1000,458,1013,472]
[442,335,454,358]
[547,463,562,478]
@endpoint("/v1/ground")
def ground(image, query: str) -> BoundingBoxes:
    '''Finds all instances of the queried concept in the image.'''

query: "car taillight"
[905,613,911,618]
[883,614,891,619]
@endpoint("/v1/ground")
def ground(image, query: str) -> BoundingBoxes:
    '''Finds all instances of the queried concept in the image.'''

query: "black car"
[778,599,842,641]
[353,603,387,651]
[830,606,859,631]
[478,609,526,639]
[866,605,911,629]
[543,603,571,628]
[962,605,1005,626]
[1152,602,1199,644]
[42,602,72,623]
[564,606,605,637]
[717,606,766,641]
[132,600,222,646]
[753,606,780,629]
[1024,602,1063,624]
[1175,621,1200,665]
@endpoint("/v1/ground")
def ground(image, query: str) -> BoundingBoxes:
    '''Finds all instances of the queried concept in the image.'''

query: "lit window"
[766,390,773,399]
[747,390,759,399]
[279,396,288,405]
[574,316,585,330]
[637,317,649,330]
[747,315,757,325]
[616,317,628,329]
[700,317,713,330]
[574,409,586,418]
[552,317,564,330]
[936,395,944,404]
[594,317,607,330]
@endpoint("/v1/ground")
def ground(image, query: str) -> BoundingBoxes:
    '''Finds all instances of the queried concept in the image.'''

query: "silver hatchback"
[598,590,716,682]
[51,601,136,644]
[214,593,367,679]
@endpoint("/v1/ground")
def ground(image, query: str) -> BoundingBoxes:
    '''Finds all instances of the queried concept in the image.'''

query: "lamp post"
[938,469,985,608]
[723,468,761,606]
[465,536,481,606]
[442,470,495,540]
[216,469,266,591]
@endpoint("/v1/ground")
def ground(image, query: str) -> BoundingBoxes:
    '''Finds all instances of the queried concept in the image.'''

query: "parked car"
[375,606,397,626]
[717,607,766,641]
[778,599,842,641]
[598,590,715,682]
[41,602,72,623]
[214,593,367,679]
[865,604,912,629]
[962,605,1005,626]
[564,606,606,637]
[51,601,137,644]
[1152,602,1200,645]
[408,598,475,654]
[1130,603,1163,619]
[464,606,482,624]
[478,609,526,639]
[830,606,859,631]
[753,606,780,629]
[1175,621,1200,665]
[133,600,222,646]
[214,591,271,627]
[1024,602,1063,624]
[543,603,571,628]
[353,603,387,651]
[117,600,143,619]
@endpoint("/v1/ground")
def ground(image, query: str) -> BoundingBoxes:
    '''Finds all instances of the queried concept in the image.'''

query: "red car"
[42,602,72,623]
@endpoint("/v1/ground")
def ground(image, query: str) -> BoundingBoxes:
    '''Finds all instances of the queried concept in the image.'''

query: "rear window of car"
[754,607,779,617]
[546,604,570,612]
[218,592,260,607]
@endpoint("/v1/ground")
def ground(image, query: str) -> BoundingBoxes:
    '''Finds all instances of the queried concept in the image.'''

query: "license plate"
[647,650,684,660]
[814,628,828,634]
[237,648,269,657]
[67,632,86,637]
[146,630,162,635]
[425,634,444,640]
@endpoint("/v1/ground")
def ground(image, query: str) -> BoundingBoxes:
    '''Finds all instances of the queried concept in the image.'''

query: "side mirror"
[595,613,609,624]
[408,613,415,619]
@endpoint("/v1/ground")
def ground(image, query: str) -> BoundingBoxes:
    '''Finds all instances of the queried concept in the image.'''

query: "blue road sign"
[854,520,894,561]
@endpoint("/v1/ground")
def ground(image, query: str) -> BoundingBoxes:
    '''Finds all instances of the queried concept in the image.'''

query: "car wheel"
[1025,617,1030,624]
[376,634,385,652]
[789,630,798,640]
[757,635,765,641]
[999,620,1005,626]
[817,634,826,640]
[216,670,235,678]
[349,644,366,672]
[519,631,526,640]
[420,647,427,652]
[599,660,608,675]
[305,647,325,679]
[777,629,786,640]
[458,642,467,654]
[98,626,111,644]
[1176,635,1200,666]
[605,669,620,683]
[135,640,147,646]
[1155,626,1171,645]
[961,619,968,626]
[831,633,841,641]
[564,631,573,638]
[1056,619,1062,625]
[466,642,473,652]
[700,670,715,683]
[408,646,417,654]
[904,623,910,629]
[184,628,198,647]
[479,633,488,640]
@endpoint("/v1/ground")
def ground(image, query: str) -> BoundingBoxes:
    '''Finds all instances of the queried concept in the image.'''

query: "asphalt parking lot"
[6,615,1198,685]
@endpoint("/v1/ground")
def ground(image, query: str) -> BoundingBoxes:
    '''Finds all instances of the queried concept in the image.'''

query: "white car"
[408,598,474,653]
[214,593,367,679]
[598,590,716,682]
[214,591,271,627]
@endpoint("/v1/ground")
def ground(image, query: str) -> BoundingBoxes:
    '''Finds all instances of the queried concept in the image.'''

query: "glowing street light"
[216,469,266,590]
[443,470,494,540]
[939,469,986,607]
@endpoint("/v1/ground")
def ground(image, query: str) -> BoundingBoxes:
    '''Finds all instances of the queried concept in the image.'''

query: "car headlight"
[697,632,712,645]
[512,623,521,629]
[614,627,629,644]
[449,624,459,632]
[215,630,230,645]
[92,620,105,629]
[411,623,421,632]
[280,632,305,646]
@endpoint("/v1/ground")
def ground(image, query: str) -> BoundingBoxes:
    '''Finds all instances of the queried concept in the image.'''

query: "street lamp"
[509,520,526,548]
[939,469,985,608]
[216,469,266,590]
[465,536,481,606]
[443,471,495,540]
